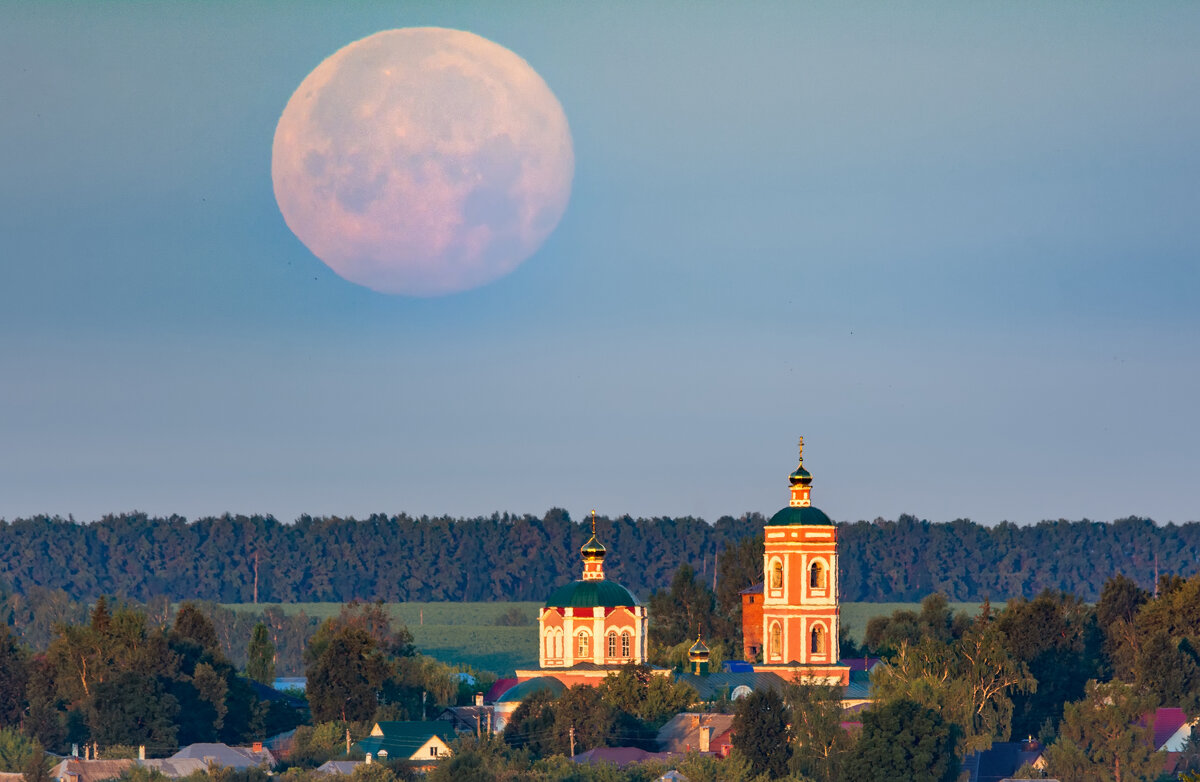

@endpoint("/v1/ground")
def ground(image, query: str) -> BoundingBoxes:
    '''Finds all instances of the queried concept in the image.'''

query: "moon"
[272,28,574,296]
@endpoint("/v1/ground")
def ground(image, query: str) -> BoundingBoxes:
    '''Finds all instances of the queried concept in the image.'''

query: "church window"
[811,624,825,654]
[810,560,826,588]
[621,631,631,657]
[607,631,617,657]
[577,631,591,658]
[770,559,783,589]
[769,622,782,659]
[555,630,563,658]
[544,631,553,657]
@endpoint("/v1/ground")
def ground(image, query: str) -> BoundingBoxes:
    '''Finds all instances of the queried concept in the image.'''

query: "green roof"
[355,722,456,759]
[766,506,833,526]
[544,579,640,608]
[494,676,566,703]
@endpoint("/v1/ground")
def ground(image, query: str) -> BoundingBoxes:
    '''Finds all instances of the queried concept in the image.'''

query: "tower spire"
[789,436,813,507]
[580,509,607,581]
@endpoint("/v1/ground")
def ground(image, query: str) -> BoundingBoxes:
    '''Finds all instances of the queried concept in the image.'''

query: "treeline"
[0,511,1193,603]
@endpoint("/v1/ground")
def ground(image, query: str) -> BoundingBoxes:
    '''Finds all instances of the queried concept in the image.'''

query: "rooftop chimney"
[700,726,713,753]
[252,742,263,753]
[475,693,484,706]
[138,746,146,760]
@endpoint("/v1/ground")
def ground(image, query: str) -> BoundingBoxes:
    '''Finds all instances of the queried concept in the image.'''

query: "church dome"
[688,637,710,661]
[544,579,640,608]
[766,506,833,526]
[789,465,812,486]
[580,534,607,560]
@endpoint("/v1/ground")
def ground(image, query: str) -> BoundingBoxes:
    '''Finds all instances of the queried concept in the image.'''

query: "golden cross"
[591,509,596,535]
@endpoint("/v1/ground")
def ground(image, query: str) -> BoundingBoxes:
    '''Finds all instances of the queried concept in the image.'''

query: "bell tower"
[757,438,848,684]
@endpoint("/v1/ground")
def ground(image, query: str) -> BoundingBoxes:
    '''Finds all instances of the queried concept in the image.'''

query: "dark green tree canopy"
[846,699,960,782]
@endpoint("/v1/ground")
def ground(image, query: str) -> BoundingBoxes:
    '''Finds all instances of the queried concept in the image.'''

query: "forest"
[0,511,1192,604]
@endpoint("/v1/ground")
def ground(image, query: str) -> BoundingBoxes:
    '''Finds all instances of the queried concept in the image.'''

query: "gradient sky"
[2,2,1197,527]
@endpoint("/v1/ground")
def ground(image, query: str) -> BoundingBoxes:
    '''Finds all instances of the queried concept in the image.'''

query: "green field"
[225,601,988,676]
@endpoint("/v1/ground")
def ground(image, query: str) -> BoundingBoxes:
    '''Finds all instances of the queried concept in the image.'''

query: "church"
[513,438,849,689]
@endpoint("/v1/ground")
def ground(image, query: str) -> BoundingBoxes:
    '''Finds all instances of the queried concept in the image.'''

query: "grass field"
[225,601,988,676]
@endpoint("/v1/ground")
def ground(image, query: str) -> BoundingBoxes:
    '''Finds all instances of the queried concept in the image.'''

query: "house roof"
[1151,707,1190,750]
[964,742,1045,782]
[438,705,493,732]
[740,582,764,595]
[656,713,736,753]
[844,657,882,672]
[572,747,688,766]
[137,759,209,778]
[170,744,275,769]
[50,759,135,782]
[314,761,363,776]
[357,722,457,759]
[673,671,789,701]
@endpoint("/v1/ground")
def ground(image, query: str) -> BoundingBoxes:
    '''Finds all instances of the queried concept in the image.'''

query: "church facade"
[750,439,850,685]
[514,512,650,686]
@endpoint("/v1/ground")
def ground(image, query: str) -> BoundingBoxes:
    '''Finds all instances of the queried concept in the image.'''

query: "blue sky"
[1,2,1197,526]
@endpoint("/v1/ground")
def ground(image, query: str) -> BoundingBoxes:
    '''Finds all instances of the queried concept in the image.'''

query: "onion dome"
[789,435,813,486]
[581,509,607,561]
[688,635,710,662]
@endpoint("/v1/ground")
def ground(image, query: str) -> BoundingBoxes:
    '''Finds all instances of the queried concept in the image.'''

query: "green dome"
[545,580,640,608]
[789,466,812,486]
[767,506,833,526]
[495,676,565,704]
[688,637,710,660]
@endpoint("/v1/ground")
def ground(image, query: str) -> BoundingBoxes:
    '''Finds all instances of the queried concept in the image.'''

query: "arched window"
[811,624,825,655]
[769,622,782,659]
[577,631,591,658]
[770,559,783,589]
[554,629,563,658]
[544,631,554,657]
[621,631,631,658]
[607,631,617,658]
[810,560,826,588]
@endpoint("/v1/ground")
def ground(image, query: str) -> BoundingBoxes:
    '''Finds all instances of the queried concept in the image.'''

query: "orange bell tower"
[757,438,849,685]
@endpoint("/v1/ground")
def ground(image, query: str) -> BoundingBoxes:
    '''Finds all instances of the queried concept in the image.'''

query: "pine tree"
[246,623,275,686]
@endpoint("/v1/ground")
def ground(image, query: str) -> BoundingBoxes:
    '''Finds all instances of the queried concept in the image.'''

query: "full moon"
[272,28,574,296]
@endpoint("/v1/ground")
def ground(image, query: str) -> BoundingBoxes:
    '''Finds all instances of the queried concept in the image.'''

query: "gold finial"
[591,509,597,535]
[798,436,805,466]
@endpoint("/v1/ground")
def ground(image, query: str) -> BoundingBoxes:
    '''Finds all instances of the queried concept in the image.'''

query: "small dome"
[580,534,607,560]
[789,465,812,486]
[688,637,710,660]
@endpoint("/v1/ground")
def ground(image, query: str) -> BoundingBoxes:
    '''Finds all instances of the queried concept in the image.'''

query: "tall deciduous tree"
[785,682,851,782]
[246,623,275,686]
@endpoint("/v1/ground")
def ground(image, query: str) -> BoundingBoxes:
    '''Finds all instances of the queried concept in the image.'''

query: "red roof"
[484,678,519,703]
[1151,707,1189,750]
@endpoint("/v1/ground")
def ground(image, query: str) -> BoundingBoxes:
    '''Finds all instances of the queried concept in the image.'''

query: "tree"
[21,745,50,782]
[1044,680,1165,782]
[246,623,276,686]
[845,699,960,782]
[0,626,29,727]
[306,626,392,722]
[550,685,616,756]
[647,564,717,655]
[785,683,851,782]
[0,728,38,773]
[171,603,221,655]
[86,671,179,750]
[731,688,790,778]
[502,689,556,758]
[871,621,1034,756]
